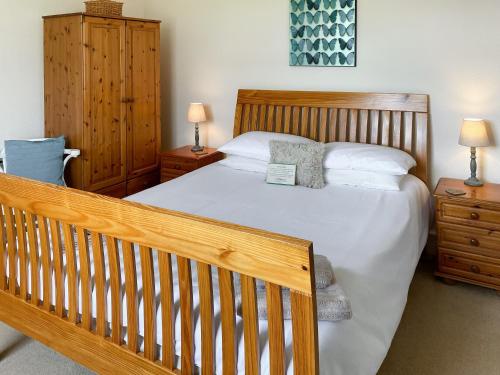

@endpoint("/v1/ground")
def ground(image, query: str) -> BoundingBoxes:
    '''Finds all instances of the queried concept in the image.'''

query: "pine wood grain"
[38,216,52,312]
[14,209,28,301]
[140,245,157,361]
[62,223,78,323]
[178,256,194,374]
[158,251,175,368]
[49,219,65,317]
[266,283,286,375]
[197,262,215,375]
[0,206,7,291]
[241,275,260,375]
[218,268,237,374]
[77,227,92,330]
[92,232,107,336]
[107,236,123,344]
[26,213,40,306]
[122,240,139,352]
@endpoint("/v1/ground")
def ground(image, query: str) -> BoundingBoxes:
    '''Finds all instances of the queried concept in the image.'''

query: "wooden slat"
[338,109,348,142]
[275,106,283,133]
[258,104,267,131]
[404,111,414,154]
[300,107,310,137]
[233,103,243,137]
[62,223,78,323]
[4,206,17,295]
[140,245,157,361]
[92,232,107,336]
[349,109,359,142]
[381,110,391,146]
[122,240,138,352]
[240,275,260,375]
[392,111,402,149]
[26,212,39,306]
[15,209,28,300]
[197,262,215,375]
[370,110,381,145]
[49,219,65,317]
[328,108,338,142]
[292,107,300,135]
[0,206,6,291]
[319,108,328,142]
[237,89,429,113]
[309,107,318,141]
[266,105,275,133]
[291,291,319,375]
[242,104,251,133]
[218,268,237,374]
[158,252,175,368]
[107,236,123,344]
[358,109,369,143]
[283,106,292,134]
[250,104,259,132]
[178,256,194,374]
[38,216,52,311]
[77,227,92,330]
[266,283,285,375]
[415,113,429,183]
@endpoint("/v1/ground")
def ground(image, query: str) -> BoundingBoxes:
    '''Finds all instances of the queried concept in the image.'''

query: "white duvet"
[125,163,431,375]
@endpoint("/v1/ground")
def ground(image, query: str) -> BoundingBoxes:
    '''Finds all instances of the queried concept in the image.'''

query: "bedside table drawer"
[439,249,500,286]
[161,159,197,172]
[161,169,187,182]
[437,201,500,230]
[437,223,500,259]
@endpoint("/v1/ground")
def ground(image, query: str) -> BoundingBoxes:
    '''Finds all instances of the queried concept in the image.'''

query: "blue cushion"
[4,137,66,186]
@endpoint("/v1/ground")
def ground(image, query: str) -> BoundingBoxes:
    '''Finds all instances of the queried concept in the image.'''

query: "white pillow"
[324,142,416,175]
[325,169,404,191]
[218,155,268,174]
[218,131,314,162]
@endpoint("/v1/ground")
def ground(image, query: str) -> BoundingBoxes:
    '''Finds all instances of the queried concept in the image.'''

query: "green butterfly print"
[322,24,335,37]
[306,11,330,24]
[291,0,305,12]
[322,38,337,51]
[306,25,322,38]
[306,39,321,51]
[291,39,306,52]
[339,37,355,51]
[306,52,321,64]
[339,9,355,22]
[291,12,306,25]
[339,0,354,8]
[306,0,321,11]
[291,25,306,38]
[338,23,355,37]
[290,53,305,66]
[321,52,338,65]
[323,0,337,10]
[338,52,355,65]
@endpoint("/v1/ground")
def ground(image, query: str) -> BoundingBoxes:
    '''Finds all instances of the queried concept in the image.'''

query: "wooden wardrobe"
[44,13,161,198]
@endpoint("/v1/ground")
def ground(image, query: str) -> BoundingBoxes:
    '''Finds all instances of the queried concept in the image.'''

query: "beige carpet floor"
[0,259,499,375]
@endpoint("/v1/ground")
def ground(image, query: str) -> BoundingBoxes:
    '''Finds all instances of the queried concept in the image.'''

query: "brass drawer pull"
[470,238,480,247]
[470,265,481,274]
[470,212,480,220]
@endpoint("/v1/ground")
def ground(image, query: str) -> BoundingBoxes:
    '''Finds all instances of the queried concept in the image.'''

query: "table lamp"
[188,103,207,153]
[459,118,491,187]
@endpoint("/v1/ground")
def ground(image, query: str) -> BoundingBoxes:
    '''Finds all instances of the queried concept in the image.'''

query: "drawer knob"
[175,164,181,170]
[470,212,480,220]
[470,238,480,247]
[470,265,481,274]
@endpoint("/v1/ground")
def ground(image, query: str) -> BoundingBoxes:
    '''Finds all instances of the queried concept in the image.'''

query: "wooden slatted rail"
[0,173,318,374]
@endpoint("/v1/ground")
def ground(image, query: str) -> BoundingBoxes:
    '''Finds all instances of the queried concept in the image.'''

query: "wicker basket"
[85,0,123,17]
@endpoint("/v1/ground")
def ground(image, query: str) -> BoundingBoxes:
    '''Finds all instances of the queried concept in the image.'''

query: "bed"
[0,90,430,374]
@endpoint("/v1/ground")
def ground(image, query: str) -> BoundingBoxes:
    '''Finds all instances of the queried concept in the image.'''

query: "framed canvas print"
[290,0,357,67]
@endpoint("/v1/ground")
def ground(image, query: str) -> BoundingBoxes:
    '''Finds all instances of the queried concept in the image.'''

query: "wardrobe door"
[126,21,161,179]
[83,17,127,191]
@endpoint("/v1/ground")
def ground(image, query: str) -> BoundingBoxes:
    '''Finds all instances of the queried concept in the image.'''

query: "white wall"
[145,0,500,185]
[0,0,144,144]
[1,1,499,186]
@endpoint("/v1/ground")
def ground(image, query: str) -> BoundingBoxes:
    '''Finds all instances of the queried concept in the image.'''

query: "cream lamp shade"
[188,103,207,124]
[459,119,490,147]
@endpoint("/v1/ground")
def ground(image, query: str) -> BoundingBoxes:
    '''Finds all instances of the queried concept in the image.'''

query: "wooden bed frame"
[0,90,429,374]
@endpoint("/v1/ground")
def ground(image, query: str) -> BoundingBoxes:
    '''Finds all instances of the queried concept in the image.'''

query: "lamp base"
[191,145,204,153]
[464,177,483,187]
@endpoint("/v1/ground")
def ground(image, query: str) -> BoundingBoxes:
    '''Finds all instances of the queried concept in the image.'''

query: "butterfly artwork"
[289,0,356,66]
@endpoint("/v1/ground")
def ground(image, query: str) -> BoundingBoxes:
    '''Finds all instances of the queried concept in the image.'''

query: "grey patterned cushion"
[269,140,325,189]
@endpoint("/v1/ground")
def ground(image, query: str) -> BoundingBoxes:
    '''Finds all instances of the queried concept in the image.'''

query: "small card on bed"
[266,164,296,186]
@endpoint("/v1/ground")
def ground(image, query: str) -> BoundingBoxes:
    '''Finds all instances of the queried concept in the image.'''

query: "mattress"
[125,163,431,375]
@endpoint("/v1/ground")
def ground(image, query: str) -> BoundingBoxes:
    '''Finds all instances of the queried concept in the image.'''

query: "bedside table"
[161,146,224,183]
[434,178,500,292]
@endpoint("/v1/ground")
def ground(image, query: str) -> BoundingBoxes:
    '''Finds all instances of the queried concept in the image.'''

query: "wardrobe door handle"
[470,238,480,247]
[470,212,480,220]
[470,265,480,274]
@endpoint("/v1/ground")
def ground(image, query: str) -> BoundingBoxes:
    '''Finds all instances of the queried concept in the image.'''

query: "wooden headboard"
[233,89,429,184]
